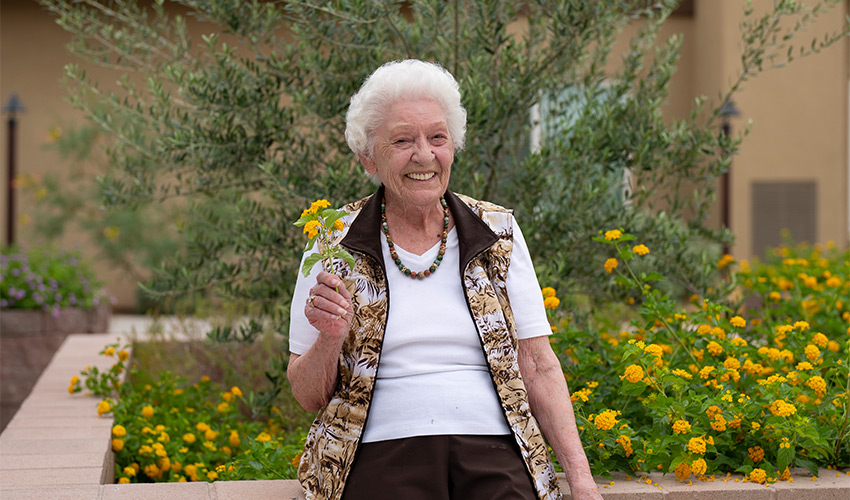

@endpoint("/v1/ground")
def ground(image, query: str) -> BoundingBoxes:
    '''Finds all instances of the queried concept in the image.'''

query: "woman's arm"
[287,271,353,412]
[518,335,603,500]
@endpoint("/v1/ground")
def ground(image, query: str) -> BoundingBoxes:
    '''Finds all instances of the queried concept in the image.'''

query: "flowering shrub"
[71,341,305,483]
[0,247,107,314]
[549,231,849,484]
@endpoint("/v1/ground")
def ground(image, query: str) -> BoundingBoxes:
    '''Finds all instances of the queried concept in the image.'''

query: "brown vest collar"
[340,185,499,273]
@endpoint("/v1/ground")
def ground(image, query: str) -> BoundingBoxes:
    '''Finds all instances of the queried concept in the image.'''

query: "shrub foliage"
[38,0,848,330]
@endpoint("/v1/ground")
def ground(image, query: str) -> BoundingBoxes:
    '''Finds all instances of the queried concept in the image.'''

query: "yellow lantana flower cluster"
[623,364,644,383]
[594,410,620,431]
[769,399,797,417]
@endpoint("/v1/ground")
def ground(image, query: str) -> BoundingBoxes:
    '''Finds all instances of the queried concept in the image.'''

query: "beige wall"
[695,0,849,256]
[1,0,848,310]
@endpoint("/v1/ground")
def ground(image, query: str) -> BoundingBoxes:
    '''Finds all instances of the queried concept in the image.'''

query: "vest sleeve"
[506,217,552,340]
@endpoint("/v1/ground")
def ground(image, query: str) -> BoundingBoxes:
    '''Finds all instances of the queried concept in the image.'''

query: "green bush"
[0,246,107,313]
[38,0,850,333]
[70,340,309,483]
[549,232,849,483]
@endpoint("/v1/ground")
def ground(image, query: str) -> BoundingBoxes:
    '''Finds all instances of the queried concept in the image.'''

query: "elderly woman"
[288,60,602,500]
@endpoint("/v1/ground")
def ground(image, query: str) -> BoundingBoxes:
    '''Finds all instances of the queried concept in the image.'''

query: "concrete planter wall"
[0,333,847,499]
[0,303,111,431]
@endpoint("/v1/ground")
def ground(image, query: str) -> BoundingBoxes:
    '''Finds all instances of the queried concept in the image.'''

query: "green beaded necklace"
[381,196,449,280]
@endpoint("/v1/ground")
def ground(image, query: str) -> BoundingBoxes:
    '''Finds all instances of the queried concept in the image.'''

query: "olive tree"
[40,0,848,337]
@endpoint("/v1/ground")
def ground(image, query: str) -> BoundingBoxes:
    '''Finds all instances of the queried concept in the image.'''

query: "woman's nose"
[411,137,435,163]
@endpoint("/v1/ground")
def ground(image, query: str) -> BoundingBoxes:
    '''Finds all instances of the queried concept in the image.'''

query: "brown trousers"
[341,434,538,500]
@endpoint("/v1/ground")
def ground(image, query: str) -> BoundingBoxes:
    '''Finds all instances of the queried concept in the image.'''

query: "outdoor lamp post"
[3,93,26,246]
[719,98,740,255]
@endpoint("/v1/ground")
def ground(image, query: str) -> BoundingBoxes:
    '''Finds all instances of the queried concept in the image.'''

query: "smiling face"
[360,98,454,211]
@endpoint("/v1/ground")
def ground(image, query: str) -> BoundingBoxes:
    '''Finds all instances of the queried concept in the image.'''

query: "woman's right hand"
[305,271,354,340]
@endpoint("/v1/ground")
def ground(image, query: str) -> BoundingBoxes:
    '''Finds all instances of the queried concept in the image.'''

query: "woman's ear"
[359,153,376,175]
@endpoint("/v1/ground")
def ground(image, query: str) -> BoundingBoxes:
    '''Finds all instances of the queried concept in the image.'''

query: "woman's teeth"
[407,172,435,181]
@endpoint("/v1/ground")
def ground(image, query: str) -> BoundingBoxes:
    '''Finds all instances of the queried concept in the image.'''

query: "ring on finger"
[308,295,316,307]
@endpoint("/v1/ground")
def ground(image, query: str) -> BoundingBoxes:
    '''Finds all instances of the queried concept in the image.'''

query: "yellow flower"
[183,433,196,444]
[806,376,826,396]
[691,458,707,476]
[769,291,782,301]
[118,350,130,361]
[70,375,79,385]
[769,399,797,417]
[217,402,230,413]
[207,471,218,481]
[796,361,813,371]
[112,425,127,437]
[780,437,792,449]
[730,316,746,328]
[231,386,243,398]
[256,432,272,442]
[303,220,321,239]
[811,332,828,348]
[672,420,691,434]
[604,229,622,241]
[749,468,767,484]
[103,226,120,242]
[543,296,560,310]
[594,410,620,431]
[748,446,764,463]
[196,422,210,432]
[794,321,810,332]
[672,368,693,380]
[204,429,218,441]
[623,364,644,383]
[804,344,820,362]
[97,400,111,417]
[112,438,124,452]
[229,431,240,448]
[103,347,115,357]
[706,341,723,356]
[617,435,633,457]
[123,466,136,477]
[291,452,303,467]
[541,287,556,298]
[141,405,154,419]
[118,477,130,484]
[687,436,706,455]
[222,391,233,402]
[718,253,735,269]
[674,462,692,480]
[632,244,649,256]
[310,199,331,212]
[333,219,344,231]
[604,258,618,273]
[723,357,741,370]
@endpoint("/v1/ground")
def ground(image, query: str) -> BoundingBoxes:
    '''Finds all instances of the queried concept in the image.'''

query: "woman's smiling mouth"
[406,172,436,181]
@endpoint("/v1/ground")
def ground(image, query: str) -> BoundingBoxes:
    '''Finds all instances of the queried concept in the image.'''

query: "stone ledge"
[1,332,847,499]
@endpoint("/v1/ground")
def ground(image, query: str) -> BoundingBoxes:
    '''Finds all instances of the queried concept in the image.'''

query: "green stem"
[617,242,697,365]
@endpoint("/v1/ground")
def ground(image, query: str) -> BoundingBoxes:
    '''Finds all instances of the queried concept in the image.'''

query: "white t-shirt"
[289,217,551,443]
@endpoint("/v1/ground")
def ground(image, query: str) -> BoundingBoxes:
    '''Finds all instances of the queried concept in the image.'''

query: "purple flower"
[11,268,20,277]
[0,299,7,308]
[69,257,78,266]
[51,305,60,318]
[93,297,100,307]
[54,293,63,302]
[69,293,77,306]
[33,292,42,304]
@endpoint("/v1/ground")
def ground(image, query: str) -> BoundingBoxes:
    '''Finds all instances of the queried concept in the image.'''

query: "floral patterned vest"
[297,187,561,500]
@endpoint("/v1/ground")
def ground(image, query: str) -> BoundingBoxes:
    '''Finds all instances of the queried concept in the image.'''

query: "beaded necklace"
[380,196,449,280]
